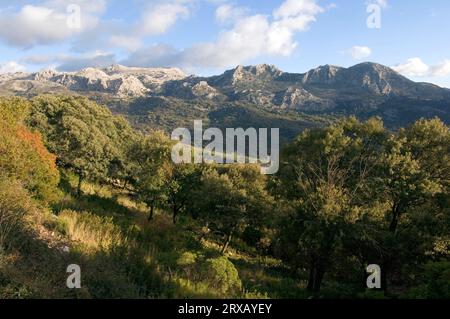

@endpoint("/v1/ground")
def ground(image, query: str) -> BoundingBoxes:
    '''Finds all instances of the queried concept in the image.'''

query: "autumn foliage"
[0,98,59,202]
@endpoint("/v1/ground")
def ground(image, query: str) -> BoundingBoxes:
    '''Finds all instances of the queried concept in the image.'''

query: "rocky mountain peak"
[0,65,188,97]
[32,69,59,81]
[343,62,412,95]
[302,64,343,85]
[229,64,282,85]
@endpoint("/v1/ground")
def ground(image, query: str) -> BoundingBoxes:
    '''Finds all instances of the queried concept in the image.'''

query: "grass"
[1,171,307,299]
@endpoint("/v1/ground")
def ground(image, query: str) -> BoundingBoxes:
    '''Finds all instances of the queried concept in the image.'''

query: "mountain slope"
[1,62,449,137]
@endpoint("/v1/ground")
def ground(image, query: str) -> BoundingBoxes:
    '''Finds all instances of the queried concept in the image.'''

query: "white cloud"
[5,0,324,72]
[109,36,142,52]
[56,51,116,71]
[430,60,450,77]
[106,1,194,51]
[392,58,450,78]
[122,44,180,68]
[20,50,117,71]
[273,0,324,20]
[392,58,431,77]
[138,2,192,36]
[21,55,54,65]
[0,1,105,48]
[215,4,248,24]
[192,0,323,66]
[126,0,324,70]
[0,61,27,74]
[349,46,372,61]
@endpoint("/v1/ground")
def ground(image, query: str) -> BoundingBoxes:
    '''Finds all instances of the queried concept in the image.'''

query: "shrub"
[0,98,59,202]
[201,256,242,295]
[423,261,450,299]
[177,251,198,267]
[0,180,36,251]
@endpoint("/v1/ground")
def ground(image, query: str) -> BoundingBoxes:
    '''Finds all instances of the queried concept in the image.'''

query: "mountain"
[1,62,450,139]
[0,65,186,98]
[159,62,450,128]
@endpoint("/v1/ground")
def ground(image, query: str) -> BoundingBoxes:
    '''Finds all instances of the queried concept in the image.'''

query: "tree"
[130,131,201,224]
[165,163,201,224]
[28,95,134,196]
[129,131,173,221]
[194,164,273,254]
[275,117,388,293]
[369,118,450,289]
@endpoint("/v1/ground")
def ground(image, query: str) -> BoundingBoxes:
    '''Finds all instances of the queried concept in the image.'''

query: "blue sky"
[1,0,450,87]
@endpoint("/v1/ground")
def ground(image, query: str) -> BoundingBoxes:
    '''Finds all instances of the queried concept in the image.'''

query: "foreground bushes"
[0,180,36,251]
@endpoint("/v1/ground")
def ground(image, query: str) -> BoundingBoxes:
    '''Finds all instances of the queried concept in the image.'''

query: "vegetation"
[0,95,448,299]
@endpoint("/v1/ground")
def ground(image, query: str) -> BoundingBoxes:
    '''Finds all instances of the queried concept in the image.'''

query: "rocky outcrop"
[0,65,186,98]
[191,81,220,99]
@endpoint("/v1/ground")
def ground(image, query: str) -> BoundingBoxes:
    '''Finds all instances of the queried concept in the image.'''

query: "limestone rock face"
[0,65,187,97]
[302,65,342,85]
[1,62,449,131]
[192,81,219,99]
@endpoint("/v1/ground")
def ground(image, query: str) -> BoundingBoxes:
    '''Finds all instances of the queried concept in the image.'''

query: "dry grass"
[58,209,126,251]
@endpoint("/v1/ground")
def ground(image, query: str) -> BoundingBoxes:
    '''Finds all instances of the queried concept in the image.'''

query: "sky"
[0,0,450,87]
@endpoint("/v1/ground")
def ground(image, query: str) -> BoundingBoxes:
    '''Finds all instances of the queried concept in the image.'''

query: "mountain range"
[2,62,450,141]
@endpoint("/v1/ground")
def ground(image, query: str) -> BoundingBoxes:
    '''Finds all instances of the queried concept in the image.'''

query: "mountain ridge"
[1,62,449,137]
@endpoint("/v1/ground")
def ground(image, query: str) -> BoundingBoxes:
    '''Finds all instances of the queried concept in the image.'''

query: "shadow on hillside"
[230,257,309,299]
[54,183,149,232]
[1,225,79,298]
[1,219,180,299]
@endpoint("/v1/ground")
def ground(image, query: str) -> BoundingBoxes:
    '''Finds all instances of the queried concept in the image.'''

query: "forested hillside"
[1,95,449,299]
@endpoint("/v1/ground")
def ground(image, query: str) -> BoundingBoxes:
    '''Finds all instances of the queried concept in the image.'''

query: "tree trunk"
[389,213,399,233]
[221,228,235,255]
[307,260,326,293]
[381,205,401,293]
[389,204,400,233]
[76,173,83,197]
[172,205,178,224]
[148,203,155,221]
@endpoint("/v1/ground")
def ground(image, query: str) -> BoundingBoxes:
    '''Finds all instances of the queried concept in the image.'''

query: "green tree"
[194,164,273,254]
[28,95,135,196]
[129,131,173,220]
[370,118,450,289]
[276,117,388,292]
[130,131,201,224]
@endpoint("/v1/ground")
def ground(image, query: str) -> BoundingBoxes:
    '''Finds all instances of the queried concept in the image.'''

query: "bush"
[423,261,450,299]
[201,256,242,295]
[0,98,59,202]
[177,251,198,267]
[0,180,36,251]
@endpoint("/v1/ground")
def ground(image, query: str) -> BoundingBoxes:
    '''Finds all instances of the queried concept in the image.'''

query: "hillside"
[1,95,449,299]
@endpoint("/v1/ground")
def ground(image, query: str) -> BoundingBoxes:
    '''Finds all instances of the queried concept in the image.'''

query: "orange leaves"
[0,100,59,202]
[16,125,57,171]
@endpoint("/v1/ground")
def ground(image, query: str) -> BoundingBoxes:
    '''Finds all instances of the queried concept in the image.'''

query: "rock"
[0,64,186,98]
[192,81,219,99]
